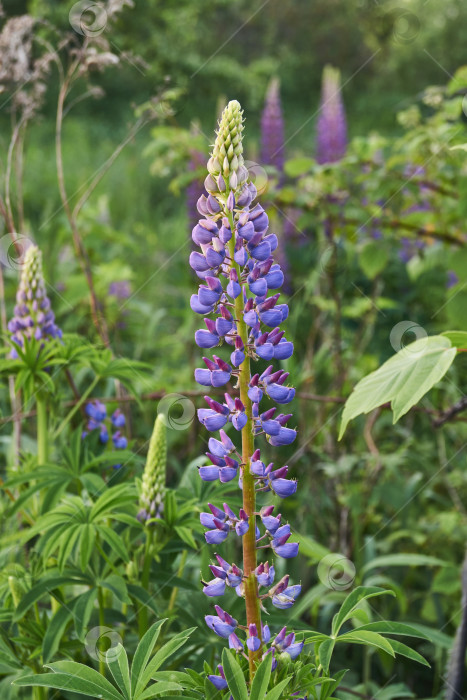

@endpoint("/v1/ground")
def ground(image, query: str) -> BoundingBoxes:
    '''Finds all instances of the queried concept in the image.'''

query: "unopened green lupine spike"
[208,100,246,185]
[137,413,167,524]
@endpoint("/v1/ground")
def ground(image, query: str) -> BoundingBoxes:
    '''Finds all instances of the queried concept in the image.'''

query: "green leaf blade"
[221,648,248,700]
[339,336,456,438]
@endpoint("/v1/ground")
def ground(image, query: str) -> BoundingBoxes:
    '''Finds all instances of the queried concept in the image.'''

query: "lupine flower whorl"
[316,65,348,165]
[260,78,285,173]
[190,100,301,678]
[7,244,62,358]
[137,413,167,523]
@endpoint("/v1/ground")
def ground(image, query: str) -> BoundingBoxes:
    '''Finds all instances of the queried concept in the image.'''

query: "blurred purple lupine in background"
[8,244,62,358]
[109,280,131,300]
[260,78,293,290]
[316,65,347,164]
[260,77,285,175]
[82,400,127,468]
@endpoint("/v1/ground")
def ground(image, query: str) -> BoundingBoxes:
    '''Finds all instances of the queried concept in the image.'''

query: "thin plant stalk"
[36,394,48,465]
[138,527,154,637]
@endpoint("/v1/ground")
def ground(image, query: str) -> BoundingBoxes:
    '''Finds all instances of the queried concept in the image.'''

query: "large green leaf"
[221,648,248,700]
[264,677,291,699]
[140,628,195,691]
[107,645,131,700]
[14,673,122,699]
[338,630,395,657]
[14,575,83,620]
[73,588,98,641]
[441,330,467,348]
[137,682,184,699]
[339,335,456,438]
[353,621,431,640]
[250,652,272,699]
[362,553,447,574]
[318,638,335,674]
[42,605,72,663]
[385,639,430,667]
[16,661,123,700]
[332,586,394,636]
[131,620,166,697]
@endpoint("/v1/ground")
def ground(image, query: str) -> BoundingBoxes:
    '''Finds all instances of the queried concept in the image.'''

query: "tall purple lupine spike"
[260,78,292,290]
[189,100,301,682]
[7,244,62,358]
[260,77,285,174]
[316,65,347,164]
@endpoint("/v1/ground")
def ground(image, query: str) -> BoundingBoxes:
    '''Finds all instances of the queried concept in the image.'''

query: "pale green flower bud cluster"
[137,413,167,524]
[206,100,248,193]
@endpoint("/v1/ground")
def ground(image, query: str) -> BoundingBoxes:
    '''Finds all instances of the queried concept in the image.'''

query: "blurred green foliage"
[0,1,467,697]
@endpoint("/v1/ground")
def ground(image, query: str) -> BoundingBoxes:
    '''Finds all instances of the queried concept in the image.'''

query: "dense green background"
[1,1,467,698]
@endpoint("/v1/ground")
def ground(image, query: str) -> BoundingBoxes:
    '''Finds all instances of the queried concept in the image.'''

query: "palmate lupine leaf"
[14,621,195,699]
[303,587,431,675]
[22,484,136,571]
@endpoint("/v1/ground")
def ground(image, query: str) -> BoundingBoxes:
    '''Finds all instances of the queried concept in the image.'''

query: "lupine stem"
[36,394,48,465]
[97,586,106,676]
[139,527,153,637]
[227,211,262,678]
[168,549,188,613]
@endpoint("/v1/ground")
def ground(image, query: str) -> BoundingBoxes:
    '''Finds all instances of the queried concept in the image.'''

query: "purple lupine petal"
[284,641,304,660]
[269,427,297,445]
[205,530,229,545]
[198,466,220,481]
[208,674,228,690]
[273,542,299,559]
[270,478,297,498]
[203,577,226,596]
